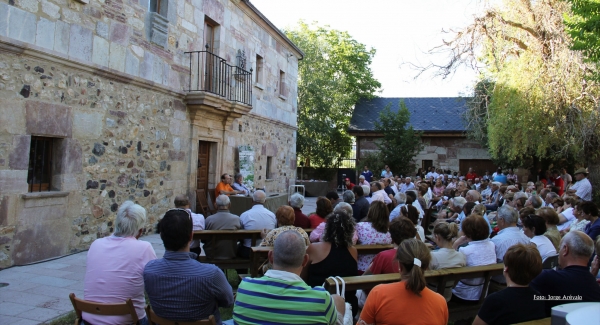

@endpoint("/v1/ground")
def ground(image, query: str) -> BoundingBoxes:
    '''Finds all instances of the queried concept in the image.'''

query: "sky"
[250,0,487,98]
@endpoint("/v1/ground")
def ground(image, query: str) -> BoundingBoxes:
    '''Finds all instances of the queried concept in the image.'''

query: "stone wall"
[0,0,301,267]
[357,135,491,173]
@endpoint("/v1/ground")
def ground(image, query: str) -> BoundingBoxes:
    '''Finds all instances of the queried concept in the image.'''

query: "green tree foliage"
[565,0,600,78]
[285,22,381,168]
[430,0,600,200]
[373,101,423,176]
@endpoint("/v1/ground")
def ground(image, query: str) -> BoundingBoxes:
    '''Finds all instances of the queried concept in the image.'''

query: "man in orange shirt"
[215,173,243,198]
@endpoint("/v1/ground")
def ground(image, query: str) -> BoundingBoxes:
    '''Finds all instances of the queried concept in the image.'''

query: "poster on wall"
[238,145,255,190]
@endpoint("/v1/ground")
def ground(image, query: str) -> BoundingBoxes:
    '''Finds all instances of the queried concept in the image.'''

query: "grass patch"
[44,311,75,325]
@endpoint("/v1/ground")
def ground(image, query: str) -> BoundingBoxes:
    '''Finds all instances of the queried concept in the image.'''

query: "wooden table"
[295,181,329,197]
[229,193,288,216]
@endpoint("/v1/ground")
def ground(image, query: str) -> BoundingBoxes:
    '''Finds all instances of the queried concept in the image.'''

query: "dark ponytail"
[396,239,431,296]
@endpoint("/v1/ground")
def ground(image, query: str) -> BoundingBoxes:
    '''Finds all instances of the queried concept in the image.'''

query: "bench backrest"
[193,230,262,248]
[324,263,505,303]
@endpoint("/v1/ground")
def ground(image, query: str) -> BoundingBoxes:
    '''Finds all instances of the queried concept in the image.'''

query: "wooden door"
[197,141,210,194]
[204,20,216,92]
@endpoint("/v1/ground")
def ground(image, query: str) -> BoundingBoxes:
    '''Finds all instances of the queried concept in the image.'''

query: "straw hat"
[574,168,588,175]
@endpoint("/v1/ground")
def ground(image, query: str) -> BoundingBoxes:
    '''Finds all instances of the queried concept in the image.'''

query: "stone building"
[349,97,494,175]
[0,0,302,267]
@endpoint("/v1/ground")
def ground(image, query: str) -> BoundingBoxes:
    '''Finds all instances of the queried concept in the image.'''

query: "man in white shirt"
[473,178,481,191]
[174,195,205,256]
[232,173,251,196]
[399,177,415,193]
[567,168,592,202]
[381,165,393,178]
[370,181,392,204]
[490,205,530,287]
[238,190,276,258]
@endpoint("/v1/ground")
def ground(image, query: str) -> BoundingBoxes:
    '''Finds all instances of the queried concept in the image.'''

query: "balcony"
[184,49,253,128]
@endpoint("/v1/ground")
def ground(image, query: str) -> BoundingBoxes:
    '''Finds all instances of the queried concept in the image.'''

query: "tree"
[285,22,381,168]
[373,101,423,176]
[424,0,600,201]
[565,0,600,80]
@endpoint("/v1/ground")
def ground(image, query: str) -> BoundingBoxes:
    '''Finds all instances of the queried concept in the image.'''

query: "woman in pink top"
[83,201,157,325]
[432,179,446,197]
[356,201,392,272]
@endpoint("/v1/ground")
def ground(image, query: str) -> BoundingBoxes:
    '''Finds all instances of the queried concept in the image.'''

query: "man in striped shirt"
[144,209,234,324]
[232,230,345,325]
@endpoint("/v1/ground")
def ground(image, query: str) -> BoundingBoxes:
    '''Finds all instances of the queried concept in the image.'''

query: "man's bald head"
[253,190,266,204]
[466,190,481,203]
[273,231,307,269]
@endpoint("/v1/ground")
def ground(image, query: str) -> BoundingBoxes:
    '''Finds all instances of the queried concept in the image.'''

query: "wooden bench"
[249,244,395,277]
[193,230,262,270]
[324,263,505,321]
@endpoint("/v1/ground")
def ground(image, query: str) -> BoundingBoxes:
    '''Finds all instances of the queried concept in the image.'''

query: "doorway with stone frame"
[197,140,218,197]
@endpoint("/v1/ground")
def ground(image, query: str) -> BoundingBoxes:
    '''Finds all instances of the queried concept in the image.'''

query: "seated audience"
[261,206,310,246]
[535,207,561,251]
[215,173,243,198]
[389,192,408,221]
[428,223,467,301]
[326,191,342,208]
[231,173,251,196]
[451,215,497,302]
[530,231,600,315]
[473,244,546,325]
[309,203,358,243]
[289,193,311,229]
[581,201,600,242]
[174,195,205,256]
[238,190,276,258]
[567,202,590,233]
[308,196,333,229]
[352,185,370,223]
[356,201,393,273]
[144,209,233,324]
[358,239,449,325]
[371,181,392,204]
[432,178,446,197]
[358,174,369,186]
[490,205,529,285]
[234,231,344,325]
[364,217,417,275]
[592,236,600,282]
[304,211,358,316]
[203,195,241,260]
[557,196,578,232]
[402,204,424,242]
[522,215,557,260]
[83,201,156,325]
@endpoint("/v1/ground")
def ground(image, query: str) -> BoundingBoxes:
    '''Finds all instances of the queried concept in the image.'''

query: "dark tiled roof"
[349,97,470,133]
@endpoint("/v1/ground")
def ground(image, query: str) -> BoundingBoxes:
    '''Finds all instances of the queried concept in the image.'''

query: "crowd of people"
[80,166,600,325]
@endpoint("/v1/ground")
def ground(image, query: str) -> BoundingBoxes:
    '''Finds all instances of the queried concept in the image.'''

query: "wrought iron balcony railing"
[185,47,253,106]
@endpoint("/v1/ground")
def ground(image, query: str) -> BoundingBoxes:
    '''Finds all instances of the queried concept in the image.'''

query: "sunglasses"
[167,208,192,221]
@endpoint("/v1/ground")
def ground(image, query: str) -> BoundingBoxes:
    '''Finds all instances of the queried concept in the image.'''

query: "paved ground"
[0,197,317,324]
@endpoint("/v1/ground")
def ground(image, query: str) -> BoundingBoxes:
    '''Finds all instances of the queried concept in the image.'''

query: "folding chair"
[69,293,139,325]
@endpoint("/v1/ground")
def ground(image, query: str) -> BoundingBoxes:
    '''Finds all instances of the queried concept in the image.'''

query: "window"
[279,70,286,98]
[27,137,54,192]
[266,156,272,179]
[255,54,263,85]
[148,0,169,48]
[149,0,165,14]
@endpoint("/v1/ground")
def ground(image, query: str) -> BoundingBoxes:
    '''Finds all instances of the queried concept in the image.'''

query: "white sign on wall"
[238,145,254,189]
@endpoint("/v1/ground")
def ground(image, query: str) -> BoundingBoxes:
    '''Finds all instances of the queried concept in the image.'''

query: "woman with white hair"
[83,201,156,324]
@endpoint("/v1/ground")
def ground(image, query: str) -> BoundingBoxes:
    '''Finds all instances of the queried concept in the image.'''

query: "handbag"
[325,276,353,325]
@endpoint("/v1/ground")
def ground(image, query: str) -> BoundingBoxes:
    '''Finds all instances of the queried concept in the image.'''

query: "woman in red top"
[308,196,332,228]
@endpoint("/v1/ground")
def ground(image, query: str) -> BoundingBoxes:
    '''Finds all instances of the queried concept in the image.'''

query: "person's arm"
[453,236,469,250]
[558,213,569,225]
[472,315,489,325]
[309,224,324,242]
[590,255,599,278]
[211,268,234,307]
